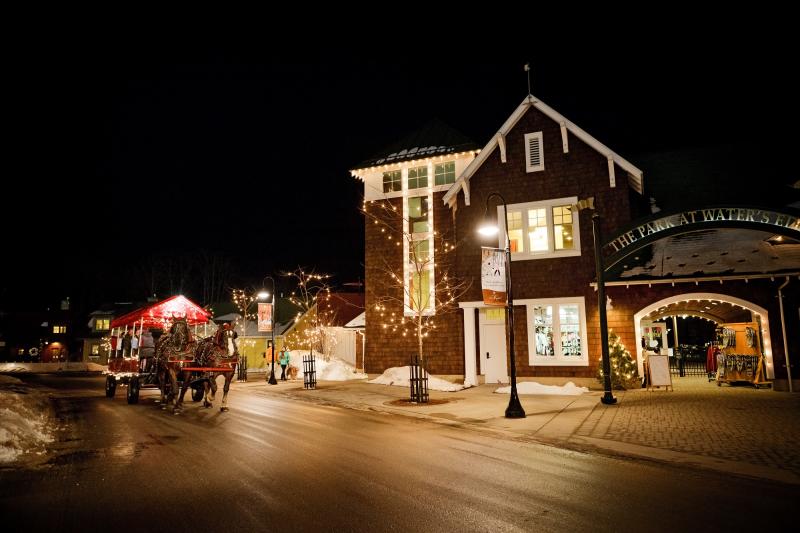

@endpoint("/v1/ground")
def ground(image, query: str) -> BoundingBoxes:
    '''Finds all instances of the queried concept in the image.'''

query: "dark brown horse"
[154,317,198,412]
[191,324,238,412]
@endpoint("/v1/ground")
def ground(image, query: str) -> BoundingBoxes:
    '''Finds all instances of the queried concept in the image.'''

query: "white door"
[479,309,508,384]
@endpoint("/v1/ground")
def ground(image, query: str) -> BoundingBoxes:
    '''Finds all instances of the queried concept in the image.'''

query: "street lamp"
[478,192,526,419]
[573,198,616,405]
[259,276,278,385]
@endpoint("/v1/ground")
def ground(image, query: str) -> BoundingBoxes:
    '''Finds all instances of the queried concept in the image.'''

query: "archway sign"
[602,206,800,273]
[589,205,799,404]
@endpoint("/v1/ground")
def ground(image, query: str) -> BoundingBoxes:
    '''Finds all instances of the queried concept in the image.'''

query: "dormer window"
[95,318,110,331]
[524,132,544,173]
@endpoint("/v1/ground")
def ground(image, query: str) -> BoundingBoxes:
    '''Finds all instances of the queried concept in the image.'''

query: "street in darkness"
[0,375,797,532]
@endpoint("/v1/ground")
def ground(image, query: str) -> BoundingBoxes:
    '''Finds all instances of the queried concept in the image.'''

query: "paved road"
[1,375,797,532]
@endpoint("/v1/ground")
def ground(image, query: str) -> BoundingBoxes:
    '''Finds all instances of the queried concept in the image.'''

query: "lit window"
[383,170,402,193]
[527,208,548,252]
[409,238,430,264]
[53,325,66,334]
[553,205,574,250]
[408,196,429,233]
[506,211,524,253]
[434,161,455,185]
[523,297,588,366]
[91,344,100,355]
[501,197,580,260]
[407,166,428,189]
[409,270,431,312]
[95,318,110,331]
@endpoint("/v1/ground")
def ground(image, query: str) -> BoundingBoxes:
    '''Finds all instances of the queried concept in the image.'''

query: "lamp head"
[477,223,500,237]
[258,291,270,300]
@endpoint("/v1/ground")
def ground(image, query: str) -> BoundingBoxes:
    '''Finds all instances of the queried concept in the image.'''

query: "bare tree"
[362,197,471,368]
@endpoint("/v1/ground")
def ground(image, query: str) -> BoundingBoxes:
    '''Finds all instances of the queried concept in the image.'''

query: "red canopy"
[110,295,211,329]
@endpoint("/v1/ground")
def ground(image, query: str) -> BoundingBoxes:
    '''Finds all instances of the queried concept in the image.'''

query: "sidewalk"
[239,376,800,485]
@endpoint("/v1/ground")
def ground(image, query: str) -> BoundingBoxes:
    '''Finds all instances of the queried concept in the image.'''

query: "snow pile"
[0,362,107,373]
[286,351,367,381]
[0,376,54,463]
[368,366,466,392]
[495,381,588,396]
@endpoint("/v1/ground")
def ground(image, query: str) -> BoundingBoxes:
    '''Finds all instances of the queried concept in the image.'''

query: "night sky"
[4,30,796,312]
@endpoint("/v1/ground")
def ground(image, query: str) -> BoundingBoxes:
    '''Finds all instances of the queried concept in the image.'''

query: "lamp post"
[573,197,616,405]
[478,192,526,419]
[259,276,278,385]
[590,213,617,405]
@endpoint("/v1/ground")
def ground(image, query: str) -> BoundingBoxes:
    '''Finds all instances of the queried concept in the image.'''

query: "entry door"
[480,308,508,384]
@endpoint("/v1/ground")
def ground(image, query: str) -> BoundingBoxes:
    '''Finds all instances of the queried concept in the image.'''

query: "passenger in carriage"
[122,330,132,357]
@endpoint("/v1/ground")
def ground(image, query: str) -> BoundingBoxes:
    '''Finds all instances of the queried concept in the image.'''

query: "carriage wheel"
[191,386,204,402]
[127,377,140,404]
[105,375,117,398]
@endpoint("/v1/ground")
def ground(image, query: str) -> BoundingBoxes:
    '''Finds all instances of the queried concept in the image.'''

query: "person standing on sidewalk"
[279,348,290,381]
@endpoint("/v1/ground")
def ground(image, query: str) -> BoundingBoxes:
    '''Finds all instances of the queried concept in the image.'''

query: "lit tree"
[284,267,334,359]
[231,287,259,338]
[362,197,470,369]
[598,331,640,390]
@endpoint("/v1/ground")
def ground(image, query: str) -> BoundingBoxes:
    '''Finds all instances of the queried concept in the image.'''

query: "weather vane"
[524,63,532,98]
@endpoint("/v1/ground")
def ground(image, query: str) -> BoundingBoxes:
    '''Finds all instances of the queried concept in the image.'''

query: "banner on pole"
[257,303,273,332]
[481,247,507,306]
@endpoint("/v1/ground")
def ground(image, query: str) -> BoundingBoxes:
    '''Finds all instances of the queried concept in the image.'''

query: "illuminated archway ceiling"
[609,228,800,280]
[643,298,753,324]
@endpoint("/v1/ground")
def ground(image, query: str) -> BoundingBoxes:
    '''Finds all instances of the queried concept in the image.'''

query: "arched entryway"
[633,293,773,380]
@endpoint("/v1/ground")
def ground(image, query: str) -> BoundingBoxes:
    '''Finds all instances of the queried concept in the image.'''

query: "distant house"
[282,291,365,367]
[0,298,80,363]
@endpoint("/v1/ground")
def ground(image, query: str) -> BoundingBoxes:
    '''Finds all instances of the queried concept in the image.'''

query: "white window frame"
[403,189,435,317]
[498,196,581,261]
[524,131,544,173]
[517,297,589,366]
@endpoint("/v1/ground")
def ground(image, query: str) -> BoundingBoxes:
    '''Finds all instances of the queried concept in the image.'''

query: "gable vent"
[524,132,544,173]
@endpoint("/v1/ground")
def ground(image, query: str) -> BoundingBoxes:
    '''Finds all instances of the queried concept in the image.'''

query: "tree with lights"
[598,331,640,390]
[283,267,336,360]
[231,287,259,337]
[362,197,470,369]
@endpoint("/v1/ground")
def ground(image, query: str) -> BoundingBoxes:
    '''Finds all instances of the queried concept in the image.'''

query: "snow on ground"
[368,366,466,392]
[285,351,367,381]
[0,362,107,373]
[494,381,588,396]
[0,375,55,464]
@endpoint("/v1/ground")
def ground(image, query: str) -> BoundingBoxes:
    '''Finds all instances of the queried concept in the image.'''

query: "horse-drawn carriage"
[105,295,239,412]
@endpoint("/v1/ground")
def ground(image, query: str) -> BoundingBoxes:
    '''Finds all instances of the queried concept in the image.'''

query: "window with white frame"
[434,161,456,185]
[521,297,588,366]
[524,131,544,172]
[407,165,428,189]
[383,170,402,193]
[405,193,434,314]
[500,197,580,260]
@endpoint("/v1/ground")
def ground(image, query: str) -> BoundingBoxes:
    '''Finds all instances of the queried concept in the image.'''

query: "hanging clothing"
[706,345,718,373]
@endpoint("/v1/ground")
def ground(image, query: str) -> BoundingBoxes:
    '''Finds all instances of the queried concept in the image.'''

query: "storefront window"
[533,305,554,356]
[523,297,588,366]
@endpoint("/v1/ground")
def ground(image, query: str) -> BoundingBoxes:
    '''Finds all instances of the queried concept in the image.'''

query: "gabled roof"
[352,118,479,171]
[443,95,644,206]
[110,295,210,329]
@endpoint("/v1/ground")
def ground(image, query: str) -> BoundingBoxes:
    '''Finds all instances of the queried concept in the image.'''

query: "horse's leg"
[174,370,191,414]
[219,371,234,412]
[207,373,218,402]
[202,373,214,408]
[168,368,179,411]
